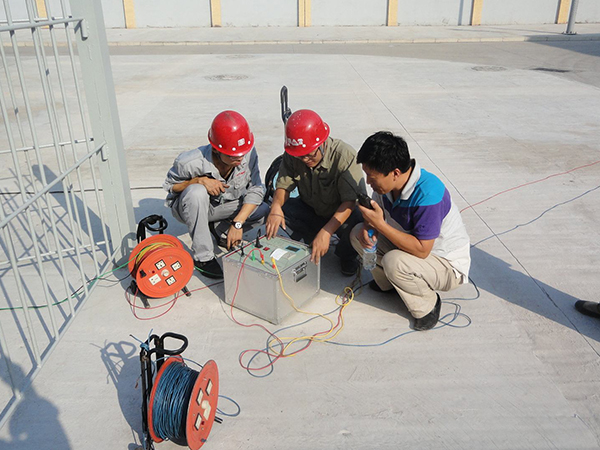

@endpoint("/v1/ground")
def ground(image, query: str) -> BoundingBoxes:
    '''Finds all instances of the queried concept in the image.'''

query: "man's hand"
[198,177,228,196]
[357,225,378,249]
[358,200,385,229]
[226,225,243,250]
[266,213,286,239]
[310,229,331,264]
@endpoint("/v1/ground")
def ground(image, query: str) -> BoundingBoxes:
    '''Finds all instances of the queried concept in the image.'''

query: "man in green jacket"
[266,109,365,276]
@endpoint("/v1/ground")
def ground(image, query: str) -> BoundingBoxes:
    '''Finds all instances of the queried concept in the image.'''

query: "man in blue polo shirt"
[350,131,471,331]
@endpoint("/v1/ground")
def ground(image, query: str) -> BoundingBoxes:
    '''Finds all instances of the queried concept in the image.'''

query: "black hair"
[357,131,412,175]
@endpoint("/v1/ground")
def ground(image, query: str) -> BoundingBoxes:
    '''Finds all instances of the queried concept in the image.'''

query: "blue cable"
[242,280,477,372]
[152,360,198,442]
[217,395,241,417]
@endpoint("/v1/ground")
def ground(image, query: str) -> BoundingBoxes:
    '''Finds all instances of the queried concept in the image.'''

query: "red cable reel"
[140,332,221,450]
[129,234,194,298]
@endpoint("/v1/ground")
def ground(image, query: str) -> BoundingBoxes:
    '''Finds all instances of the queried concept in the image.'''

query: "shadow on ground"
[0,363,70,450]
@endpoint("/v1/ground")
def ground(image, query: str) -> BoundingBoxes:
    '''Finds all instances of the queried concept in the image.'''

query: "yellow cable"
[267,258,355,357]
[134,242,174,267]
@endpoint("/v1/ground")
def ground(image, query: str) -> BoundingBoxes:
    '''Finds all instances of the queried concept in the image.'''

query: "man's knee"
[349,223,365,253]
[180,183,210,206]
[349,223,362,244]
[381,250,411,276]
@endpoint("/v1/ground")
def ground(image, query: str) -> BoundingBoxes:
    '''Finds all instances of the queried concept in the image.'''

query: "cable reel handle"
[280,85,291,124]
[146,217,168,233]
[137,214,169,243]
[158,332,188,356]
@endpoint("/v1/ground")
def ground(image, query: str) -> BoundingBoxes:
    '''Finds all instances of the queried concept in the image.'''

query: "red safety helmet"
[208,110,254,157]
[284,109,330,157]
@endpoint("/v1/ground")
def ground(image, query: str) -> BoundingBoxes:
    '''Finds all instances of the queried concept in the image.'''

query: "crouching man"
[163,111,268,279]
[351,131,471,330]
[266,110,365,275]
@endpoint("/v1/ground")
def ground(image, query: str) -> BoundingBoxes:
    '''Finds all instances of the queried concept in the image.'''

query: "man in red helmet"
[265,110,366,275]
[164,111,268,279]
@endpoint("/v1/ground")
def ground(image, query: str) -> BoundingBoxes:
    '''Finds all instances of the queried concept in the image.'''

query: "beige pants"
[350,224,461,319]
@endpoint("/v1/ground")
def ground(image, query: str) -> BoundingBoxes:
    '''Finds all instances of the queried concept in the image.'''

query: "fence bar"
[2,0,59,251]
[565,0,580,34]
[0,31,54,251]
[44,0,100,276]
[14,0,62,336]
[0,0,131,430]
[0,240,107,267]
[59,0,110,252]
[0,143,105,229]
[71,0,136,262]
[0,16,81,32]
[0,204,41,364]
[0,138,93,155]
[26,0,90,308]
[0,252,110,431]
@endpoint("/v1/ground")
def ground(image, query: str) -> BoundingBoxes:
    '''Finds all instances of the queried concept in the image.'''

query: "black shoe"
[194,258,223,279]
[369,280,385,292]
[341,258,359,276]
[413,294,441,331]
[575,300,600,319]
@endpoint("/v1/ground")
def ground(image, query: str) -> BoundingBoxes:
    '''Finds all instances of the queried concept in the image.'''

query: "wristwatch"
[232,221,243,230]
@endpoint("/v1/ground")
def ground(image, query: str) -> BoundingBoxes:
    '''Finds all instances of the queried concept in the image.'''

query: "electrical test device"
[223,235,320,324]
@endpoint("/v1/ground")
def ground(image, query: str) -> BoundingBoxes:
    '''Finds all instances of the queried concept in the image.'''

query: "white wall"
[578,0,600,23]
[1,2,35,21]
[221,0,297,27]
[135,0,211,28]
[5,0,597,29]
[311,0,388,26]
[0,0,123,27]
[480,0,558,25]
[101,0,126,28]
[397,0,472,26]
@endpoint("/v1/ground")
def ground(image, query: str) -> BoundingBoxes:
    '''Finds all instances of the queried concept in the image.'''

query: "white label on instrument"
[270,248,288,261]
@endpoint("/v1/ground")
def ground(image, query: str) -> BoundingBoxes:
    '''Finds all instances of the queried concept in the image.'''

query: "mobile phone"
[358,193,374,210]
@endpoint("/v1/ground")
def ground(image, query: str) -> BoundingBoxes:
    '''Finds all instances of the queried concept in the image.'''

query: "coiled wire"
[152,360,199,443]
[131,242,177,276]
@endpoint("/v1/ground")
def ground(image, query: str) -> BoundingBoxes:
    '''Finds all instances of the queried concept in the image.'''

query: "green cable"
[0,260,130,312]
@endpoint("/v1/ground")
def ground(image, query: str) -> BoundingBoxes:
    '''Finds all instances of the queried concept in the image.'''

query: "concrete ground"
[1,24,600,449]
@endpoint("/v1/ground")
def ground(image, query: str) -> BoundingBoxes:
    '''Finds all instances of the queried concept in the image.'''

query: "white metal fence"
[0,0,135,428]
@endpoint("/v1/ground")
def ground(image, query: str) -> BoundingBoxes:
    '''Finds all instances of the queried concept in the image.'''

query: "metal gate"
[0,0,135,428]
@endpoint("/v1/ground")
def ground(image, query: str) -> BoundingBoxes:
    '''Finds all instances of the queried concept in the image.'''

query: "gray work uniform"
[163,144,267,262]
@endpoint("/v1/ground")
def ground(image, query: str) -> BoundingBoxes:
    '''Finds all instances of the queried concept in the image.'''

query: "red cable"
[125,281,223,320]
[461,159,600,213]
[227,249,286,363]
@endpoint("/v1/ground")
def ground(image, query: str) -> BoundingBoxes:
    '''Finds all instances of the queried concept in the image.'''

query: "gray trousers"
[171,184,269,262]
[350,224,461,319]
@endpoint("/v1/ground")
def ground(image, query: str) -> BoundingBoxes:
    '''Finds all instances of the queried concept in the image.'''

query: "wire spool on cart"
[129,234,194,299]
[140,332,220,450]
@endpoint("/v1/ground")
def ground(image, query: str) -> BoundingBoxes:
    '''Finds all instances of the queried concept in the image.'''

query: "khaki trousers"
[350,224,461,319]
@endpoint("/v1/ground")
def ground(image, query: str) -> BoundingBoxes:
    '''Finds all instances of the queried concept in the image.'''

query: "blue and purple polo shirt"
[372,160,471,282]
